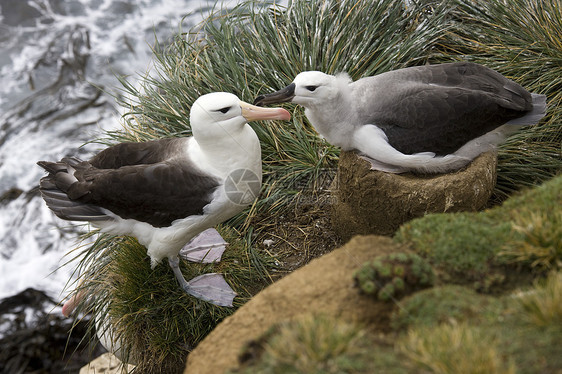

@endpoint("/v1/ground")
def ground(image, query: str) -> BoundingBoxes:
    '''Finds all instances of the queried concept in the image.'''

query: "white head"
[190,92,290,143]
[254,71,351,108]
[292,71,342,106]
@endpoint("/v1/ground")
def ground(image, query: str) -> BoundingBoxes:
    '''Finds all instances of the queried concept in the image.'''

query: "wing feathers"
[354,62,545,155]
[37,139,220,228]
[38,172,108,222]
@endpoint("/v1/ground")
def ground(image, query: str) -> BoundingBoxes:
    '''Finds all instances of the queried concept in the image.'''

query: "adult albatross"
[38,92,290,307]
[255,62,547,173]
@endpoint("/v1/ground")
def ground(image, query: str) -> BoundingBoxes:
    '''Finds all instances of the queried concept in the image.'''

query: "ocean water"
[0,0,266,308]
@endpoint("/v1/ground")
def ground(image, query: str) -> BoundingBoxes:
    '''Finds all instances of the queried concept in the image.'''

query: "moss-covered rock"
[354,253,434,301]
[395,175,562,289]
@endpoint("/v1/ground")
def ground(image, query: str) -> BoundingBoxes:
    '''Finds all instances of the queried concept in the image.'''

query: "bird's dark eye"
[305,85,318,92]
[217,107,231,114]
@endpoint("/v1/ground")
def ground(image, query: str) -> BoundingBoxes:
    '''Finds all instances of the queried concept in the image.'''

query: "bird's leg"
[62,289,86,317]
[168,256,192,290]
[179,228,228,263]
[167,256,237,307]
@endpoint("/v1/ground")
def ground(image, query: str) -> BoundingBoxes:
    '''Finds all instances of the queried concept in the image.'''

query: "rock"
[331,151,497,240]
[184,235,409,374]
[0,288,104,374]
[79,353,135,374]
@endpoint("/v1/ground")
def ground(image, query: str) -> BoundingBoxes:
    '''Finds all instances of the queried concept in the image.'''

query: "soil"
[251,191,343,279]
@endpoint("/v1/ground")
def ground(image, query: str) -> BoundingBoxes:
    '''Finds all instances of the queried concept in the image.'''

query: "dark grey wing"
[354,62,533,155]
[66,159,220,227]
[90,138,188,169]
[38,161,110,222]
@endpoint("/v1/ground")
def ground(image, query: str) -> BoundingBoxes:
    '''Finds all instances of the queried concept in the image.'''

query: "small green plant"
[353,253,434,301]
[398,322,517,374]
[515,271,562,327]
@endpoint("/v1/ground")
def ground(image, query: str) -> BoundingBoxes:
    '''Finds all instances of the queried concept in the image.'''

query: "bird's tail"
[506,93,547,126]
[37,158,109,222]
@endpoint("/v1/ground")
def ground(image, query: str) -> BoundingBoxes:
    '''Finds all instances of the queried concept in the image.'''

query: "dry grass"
[398,322,516,374]
[500,210,562,270]
[241,315,371,374]
[515,271,562,327]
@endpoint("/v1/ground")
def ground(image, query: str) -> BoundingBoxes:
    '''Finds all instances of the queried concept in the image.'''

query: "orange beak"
[240,101,291,122]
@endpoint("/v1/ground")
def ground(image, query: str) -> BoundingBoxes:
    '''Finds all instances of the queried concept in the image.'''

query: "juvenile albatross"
[255,62,547,173]
[38,92,290,307]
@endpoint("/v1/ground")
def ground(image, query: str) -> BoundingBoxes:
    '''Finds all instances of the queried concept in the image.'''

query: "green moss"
[391,285,493,331]
[499,323,562,374]
[394,280,562,373]
[396,213,514,276]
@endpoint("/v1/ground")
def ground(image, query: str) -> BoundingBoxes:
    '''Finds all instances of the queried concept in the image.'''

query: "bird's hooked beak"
[240,100,291,121]
[253,83,296,106]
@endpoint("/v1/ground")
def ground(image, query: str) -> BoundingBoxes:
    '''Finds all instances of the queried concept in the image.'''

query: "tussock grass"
[398,322,516,374]
[516,271,562,327]
[68,226,272,373]
[391,285,492,331]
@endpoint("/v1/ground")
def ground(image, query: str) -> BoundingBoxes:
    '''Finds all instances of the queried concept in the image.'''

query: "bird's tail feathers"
[38,160,109,223]
[61,156,83,168]
[506,93,547,126]
[37,161,67,174]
